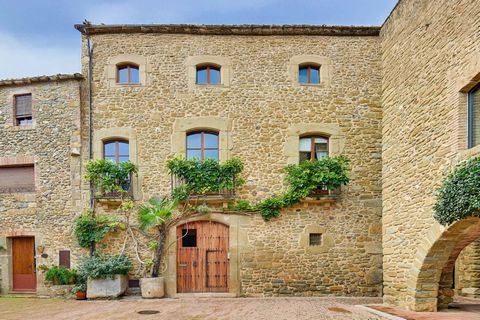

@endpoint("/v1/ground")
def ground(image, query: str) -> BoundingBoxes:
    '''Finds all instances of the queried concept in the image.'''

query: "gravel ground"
[0,296,385,320]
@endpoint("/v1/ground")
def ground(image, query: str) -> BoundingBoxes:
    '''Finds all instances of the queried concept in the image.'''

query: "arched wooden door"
[177,221,229,293]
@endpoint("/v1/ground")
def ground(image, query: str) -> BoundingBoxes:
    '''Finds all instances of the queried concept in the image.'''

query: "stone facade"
[0,0,479,311]
[79,27,383,297]
[0,76,83,294]
[381,0,480,311]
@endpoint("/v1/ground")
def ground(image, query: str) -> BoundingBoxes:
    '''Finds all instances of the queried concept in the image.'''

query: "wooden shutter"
[0,165,35,193]
[59,250,71,268]
[15,94,32,117]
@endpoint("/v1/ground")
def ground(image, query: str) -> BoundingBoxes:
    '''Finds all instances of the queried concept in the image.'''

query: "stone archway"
[407,217,480,312]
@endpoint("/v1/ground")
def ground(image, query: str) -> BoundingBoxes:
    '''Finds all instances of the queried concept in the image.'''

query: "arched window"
[104,140,129,163]
[117,64,140,84]
[299,136,328,162]
[186,131,219,160]
[196,65,221,85]
[299,64,320,84]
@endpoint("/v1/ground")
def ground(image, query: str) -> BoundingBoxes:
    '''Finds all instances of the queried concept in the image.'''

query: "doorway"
[11,237,36,292]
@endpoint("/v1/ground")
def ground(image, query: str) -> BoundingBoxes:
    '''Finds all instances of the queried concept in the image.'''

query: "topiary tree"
[434,157,480,225]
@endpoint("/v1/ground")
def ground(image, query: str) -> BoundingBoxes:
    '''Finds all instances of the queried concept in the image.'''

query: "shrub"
[434,157,480,225]
[78,254,132,279]
[45,266,78,285]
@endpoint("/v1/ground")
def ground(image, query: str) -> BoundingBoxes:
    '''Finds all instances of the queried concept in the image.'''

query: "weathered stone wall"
[82,32,383,296]
[456,240,480,297]
[381,0,480,308]
[0,79,82,293]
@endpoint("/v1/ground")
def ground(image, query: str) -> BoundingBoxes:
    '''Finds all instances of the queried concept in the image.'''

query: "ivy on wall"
[434,157,480,225]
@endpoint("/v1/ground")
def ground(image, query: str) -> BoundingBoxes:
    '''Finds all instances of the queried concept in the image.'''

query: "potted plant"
[72,283,87,300]
[137,196,183,298]
[79,254,132,299]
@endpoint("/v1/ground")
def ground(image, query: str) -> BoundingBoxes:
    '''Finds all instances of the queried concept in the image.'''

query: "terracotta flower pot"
[76,291,87,300]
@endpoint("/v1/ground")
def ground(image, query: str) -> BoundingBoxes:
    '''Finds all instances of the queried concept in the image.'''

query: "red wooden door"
[12,237,36,291]
[177,221,229,293]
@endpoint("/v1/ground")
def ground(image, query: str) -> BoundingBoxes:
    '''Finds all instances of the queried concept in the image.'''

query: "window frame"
[14,93,33,126]
[186,131,219,161]
[196,64,221,85]
[299,135,329,162]
[298,64,321,85]
[103,139,130,163]
[468,83,480,149]
[116,64,140,85]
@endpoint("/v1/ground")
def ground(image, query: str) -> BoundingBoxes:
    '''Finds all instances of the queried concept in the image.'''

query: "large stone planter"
[140,277,164,298]
[87,274,128,299]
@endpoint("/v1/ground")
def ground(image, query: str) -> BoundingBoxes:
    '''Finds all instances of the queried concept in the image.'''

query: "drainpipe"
[87,35,95,256]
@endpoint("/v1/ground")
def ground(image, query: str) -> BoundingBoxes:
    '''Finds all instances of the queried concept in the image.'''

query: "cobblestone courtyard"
[0,297,386,320]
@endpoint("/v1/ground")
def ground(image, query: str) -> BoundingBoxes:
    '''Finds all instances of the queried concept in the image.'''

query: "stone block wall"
[381,0,480,308]
[0,79,83,293]
[81,30,383,296]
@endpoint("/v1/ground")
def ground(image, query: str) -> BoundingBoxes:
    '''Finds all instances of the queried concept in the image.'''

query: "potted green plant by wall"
[78,254,132,299]
[72,283,87,300]
[137,196,183,298]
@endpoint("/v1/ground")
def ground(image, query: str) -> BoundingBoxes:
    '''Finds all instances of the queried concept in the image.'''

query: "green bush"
[78,254,132,279]
[74,210,123,248]
[434,157,480,225]
[45,266,78,285]
[84,159,138,194]
[167,157,244,200]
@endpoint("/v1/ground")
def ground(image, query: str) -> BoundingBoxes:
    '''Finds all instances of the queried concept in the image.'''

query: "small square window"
[182,229,197,247]
[14,94,32,126]
[309,233,322,246]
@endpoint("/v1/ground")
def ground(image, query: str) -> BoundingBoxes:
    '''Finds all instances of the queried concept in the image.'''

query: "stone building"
[0,0,479,313]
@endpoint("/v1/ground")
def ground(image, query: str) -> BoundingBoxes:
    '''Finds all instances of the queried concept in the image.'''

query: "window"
[309,233,322,246]
[117,64,140,84]
[0,165,35,193]
[468,83,480,148]
[103,140,129,163]
[299,64,320,84]
[196,65,221,85]
[186,131,219,160]
[182,229,197,247]
[14,94,33,125]
[59,250,71,269]
[299,136,329,162]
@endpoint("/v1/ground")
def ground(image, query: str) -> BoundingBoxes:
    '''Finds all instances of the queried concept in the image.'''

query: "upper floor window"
[117,64,140,84]
[196,65,221,85]
[299,136,328,162]
[0,164,35,193]
[299,64,320,85]
[186,131,219,160]
[14,94,33,126]
[468,83,480,148]
[104,140,129,163]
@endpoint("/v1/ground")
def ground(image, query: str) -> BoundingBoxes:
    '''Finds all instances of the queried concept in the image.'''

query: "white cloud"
[0,30,80,79]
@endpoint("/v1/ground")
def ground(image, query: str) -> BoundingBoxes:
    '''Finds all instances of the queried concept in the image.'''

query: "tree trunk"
[152,223,167,277]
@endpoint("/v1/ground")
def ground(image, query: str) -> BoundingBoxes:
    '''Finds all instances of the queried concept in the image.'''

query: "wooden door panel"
[177,221,229,293]
[12,237,36,291]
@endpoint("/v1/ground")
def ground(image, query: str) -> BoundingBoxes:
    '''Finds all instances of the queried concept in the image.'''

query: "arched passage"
[408,217,480,312]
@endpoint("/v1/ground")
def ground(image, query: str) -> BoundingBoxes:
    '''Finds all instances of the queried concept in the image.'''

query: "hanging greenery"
[167,157,244,201]
[434,157,480,225]
[232,156,351,221]
[84,159,138,194]
[74,209,124,248]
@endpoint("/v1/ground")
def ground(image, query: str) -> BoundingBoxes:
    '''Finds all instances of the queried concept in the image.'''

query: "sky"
[0,0,398,79]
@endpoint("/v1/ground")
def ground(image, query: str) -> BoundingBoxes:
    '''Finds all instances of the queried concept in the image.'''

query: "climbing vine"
[434,156,480,225]
[167,157,244,201]
[245,156,351,220]
[74,209,124,248]
[84,159,138,195]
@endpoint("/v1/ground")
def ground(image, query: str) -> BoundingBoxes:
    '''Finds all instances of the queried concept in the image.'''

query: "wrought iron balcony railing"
[171,174,236,200]
[93,172,134,200]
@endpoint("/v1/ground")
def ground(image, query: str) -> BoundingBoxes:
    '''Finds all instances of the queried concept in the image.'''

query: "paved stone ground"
[368,296,480,320]
[0,296,385,320]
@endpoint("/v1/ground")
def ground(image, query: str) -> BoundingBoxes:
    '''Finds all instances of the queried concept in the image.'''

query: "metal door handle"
[193,261,197,268]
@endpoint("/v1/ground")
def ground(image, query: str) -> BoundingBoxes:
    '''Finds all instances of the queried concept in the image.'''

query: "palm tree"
[138,196,179,277]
